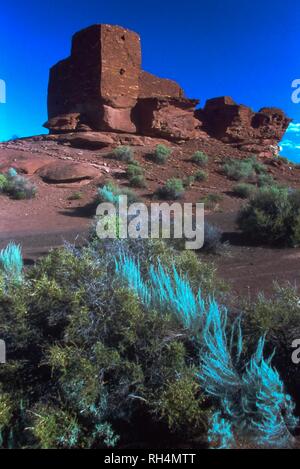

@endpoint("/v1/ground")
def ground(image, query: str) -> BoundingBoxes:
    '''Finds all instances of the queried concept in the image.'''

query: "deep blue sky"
[1,0,300,159]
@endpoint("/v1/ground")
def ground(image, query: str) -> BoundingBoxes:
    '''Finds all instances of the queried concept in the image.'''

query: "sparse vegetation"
[182,175,195,188]
[194,170,208,182]
[126,161,144,178]
[203,223,225,253]
[223,158,255,181]
[257,173,275,187]
[0,168,36,199]
[232,182,256,198]
[200,193,223,210]
[223,156,267,182]
[156,178,185,199]
[237,186,300,246]
[153,144,172,164]
[126,162,146,187]
[243,283,300,406]
[129,174,146,188]
[68,192,83,201]
[191,151,208,167]
[0,174,8,191]
[98,181,141,204]
[112,145,134,162]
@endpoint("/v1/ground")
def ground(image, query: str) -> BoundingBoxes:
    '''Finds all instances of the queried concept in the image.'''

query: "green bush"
[191,151,208,167]
[223,156,267,183]
[257,173,275,187]
[0,238,216,448]
[98,181,141,204]
[0,174,8,192]
[194,170,208,182]
[129,174,146,188]
[248,156,267,175]
[153,145,172,164]
[68,192,82,201]
[232,183,256,199]
[223,158,255,181]
[155,372,208,433]
[237,186,300,246]
[0,235,297,448]
[126,162,144,178]
[243,283,300,404]
[0,170,36,199]
[182,175,195,188]
[156,178,185,200]
[200,193,223,210]
[112,146,134,162]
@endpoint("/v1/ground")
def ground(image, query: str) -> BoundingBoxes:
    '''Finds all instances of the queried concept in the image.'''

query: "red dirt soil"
[1,135,300,297]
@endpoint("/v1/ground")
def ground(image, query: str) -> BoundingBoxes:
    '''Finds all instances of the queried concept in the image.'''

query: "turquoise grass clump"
[98,185,118,204]
[0,243,23,282]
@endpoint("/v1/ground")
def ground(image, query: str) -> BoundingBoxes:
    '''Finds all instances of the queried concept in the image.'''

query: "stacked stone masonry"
[45,24,291,154]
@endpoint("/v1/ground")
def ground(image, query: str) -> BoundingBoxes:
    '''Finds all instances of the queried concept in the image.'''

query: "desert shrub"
[98,182,141,205]
[200,193,223,210]
[248,156,267,175]
[237,186,300,246]
[203,223,224,253]
[0,238,217,448]
[242,283,300,412]
[154,372,208,434]
[153,144,172,164]
[194,170,208,182]
[1,169,36,199]
[232,182,256,198]
[115,249,297,448]
[156,178,185,200]
[191,151,208,167]
[112,146,134,162]
[126,162,144,178]
[182,175,195,188]
[223,158,255,181]
[257,173,275,187]
[68,192,82,201]
[0,175,8,192]
[223,156,267,182]
[0,236,298,448]
[129,174,146,188]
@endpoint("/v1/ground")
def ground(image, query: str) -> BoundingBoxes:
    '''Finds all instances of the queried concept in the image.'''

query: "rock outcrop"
[197,97,291,157]
[44,24,291,155]
[45,24,204,142]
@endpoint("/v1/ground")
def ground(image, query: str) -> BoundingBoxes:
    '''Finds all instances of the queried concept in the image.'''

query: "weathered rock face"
[139,71,184,99]
[45,25,291,155]
[45,24,202,140]
[197,96,291,156]
[47,24,141,133]
[135,98,204,140]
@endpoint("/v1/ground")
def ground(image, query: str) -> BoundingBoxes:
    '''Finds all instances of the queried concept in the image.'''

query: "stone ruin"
[44,24,291,156]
